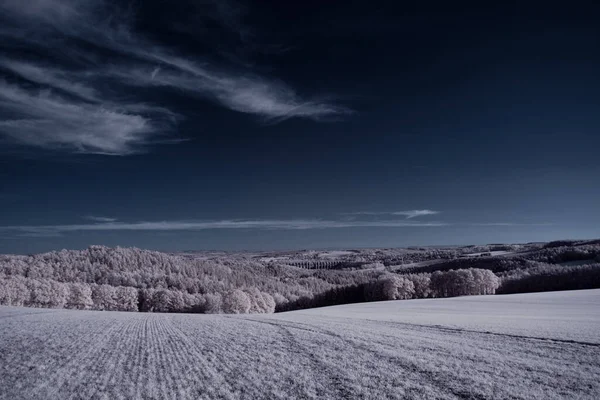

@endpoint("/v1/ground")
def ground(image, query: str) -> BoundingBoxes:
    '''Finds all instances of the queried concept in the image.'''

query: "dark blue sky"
[1,1,599,254]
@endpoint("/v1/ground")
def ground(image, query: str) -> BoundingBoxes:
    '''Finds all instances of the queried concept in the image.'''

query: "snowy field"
[1,291,599,400]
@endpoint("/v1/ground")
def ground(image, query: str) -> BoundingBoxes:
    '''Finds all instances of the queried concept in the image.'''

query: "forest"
[1,242,599,313]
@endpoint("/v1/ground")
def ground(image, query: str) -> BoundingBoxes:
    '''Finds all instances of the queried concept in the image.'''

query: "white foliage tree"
[244,287,276,313]
[0,276,29,306]
[114,286,138,311]
[66,283,93,310]
[222,289,251,314]
[27,279,68,308]
[204,293,223,314]
[272,292,288,307]
[381,276,415,300]
[91,284,117,311]
[406,274,432,298]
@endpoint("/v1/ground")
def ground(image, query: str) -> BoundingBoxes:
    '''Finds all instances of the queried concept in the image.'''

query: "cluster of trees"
[430,269,500,297]
[280,268,501,311]
[0,275,138,311]
[277,248,465,268]
[0,273,281,314]
[402,256,544,275]
[365,268,499,301]
[522,245,600,264]
[0,246,379,313]
[497,263,600,294]
[2,244,599,315]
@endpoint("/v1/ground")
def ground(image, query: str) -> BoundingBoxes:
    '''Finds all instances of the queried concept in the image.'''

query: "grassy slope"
[277,289,600,344]
[1,290,599,400]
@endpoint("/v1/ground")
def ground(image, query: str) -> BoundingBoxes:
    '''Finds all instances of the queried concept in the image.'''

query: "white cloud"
[468,223,554,227]
[0,58,98,101]
[84,216,118,223]
[344,210,440,219]
[0,0,89,26]
[392,210,440,219]
[0,218,447,235]
[0,217,553,236]
[109,65,349,122]
[0,0,349,157]
[0,80,166,154]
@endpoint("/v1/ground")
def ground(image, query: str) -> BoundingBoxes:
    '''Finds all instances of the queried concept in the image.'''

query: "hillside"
[1,289,599,399]
[1,243,599,314]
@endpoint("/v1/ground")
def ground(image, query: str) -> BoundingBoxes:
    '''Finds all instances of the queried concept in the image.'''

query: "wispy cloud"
[344,210,440,219]
[83,216,118,223]
[0,0,348,154]
[0,217,555,237]
[468,222,554,227]
[0,80,169,154]
[107,65,349,123]
[0,218,447,236]
[393,210,440,219]
[0,58,97,101]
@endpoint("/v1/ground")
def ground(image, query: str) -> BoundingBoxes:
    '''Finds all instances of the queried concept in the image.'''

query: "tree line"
[0,274,278,314]
[279,268,500,311]
[1,245,599,314]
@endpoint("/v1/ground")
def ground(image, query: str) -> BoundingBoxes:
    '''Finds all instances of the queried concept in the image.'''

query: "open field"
[1,290,599,400]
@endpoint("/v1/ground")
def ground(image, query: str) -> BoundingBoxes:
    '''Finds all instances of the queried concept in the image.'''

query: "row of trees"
[0,274,279,314]
[280,268,501,311]
[0,246,378,310]
[365,268,499,301]
[497,263,600,294]
[399,245,600,276]
[2,245,598,314]
[522,245,600,264]
[0,267,501,313]
[0,275,138,311]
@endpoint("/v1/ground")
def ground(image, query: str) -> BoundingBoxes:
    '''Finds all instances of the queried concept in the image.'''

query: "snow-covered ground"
[279,289,600,344]
[461,250,514,257]
[1,290,599,400]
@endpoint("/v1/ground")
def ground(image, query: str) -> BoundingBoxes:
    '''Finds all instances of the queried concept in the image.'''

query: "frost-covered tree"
[114,286,138,311]
[0,276,30,306]
[167,290,185,312]
[260,292,276,313]
[272,293,288,307]
[364,275,415,301]
[381,276,415,300]
[482,270,500,294]
[222,290,251,314]
[406,274,431,298]
[429,269,500,298]
[204,293,223,314]
[150,290,169,313]
[66,283,93,309]
[0,276,29,306]
[91,284,117,311]
[244,287,276,313]
[26,279,68,308]
[138,289,155,312]
[181,292,205,312]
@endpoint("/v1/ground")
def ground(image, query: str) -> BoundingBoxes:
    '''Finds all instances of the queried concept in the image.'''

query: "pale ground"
[1,290,599,400]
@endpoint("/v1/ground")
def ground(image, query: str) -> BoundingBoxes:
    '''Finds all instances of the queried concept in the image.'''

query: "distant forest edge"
[1,241,600,314]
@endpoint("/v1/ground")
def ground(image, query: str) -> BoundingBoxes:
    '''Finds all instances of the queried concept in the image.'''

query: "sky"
[1,0,599,254]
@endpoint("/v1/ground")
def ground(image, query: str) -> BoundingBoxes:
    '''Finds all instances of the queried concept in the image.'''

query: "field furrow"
[1,290,599,400]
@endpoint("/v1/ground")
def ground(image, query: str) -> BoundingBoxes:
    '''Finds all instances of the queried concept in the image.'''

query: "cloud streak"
[0,218,447,236]
[83,216,118,223]
[0,80,169,154]
[0,58,98,101]
[0,217,554,238]
[344,210,440,219]
[0,0,348,154]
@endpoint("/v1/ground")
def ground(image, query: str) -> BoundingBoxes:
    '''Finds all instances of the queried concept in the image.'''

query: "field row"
[1,290,599,399]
